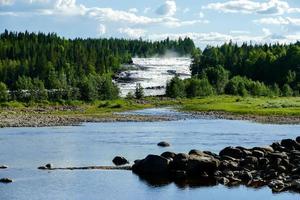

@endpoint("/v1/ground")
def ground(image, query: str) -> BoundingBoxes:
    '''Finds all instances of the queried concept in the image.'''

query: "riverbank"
[0,96,299,127]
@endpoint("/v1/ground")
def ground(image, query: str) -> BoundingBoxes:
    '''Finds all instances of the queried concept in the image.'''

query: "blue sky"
[1,0,300,47]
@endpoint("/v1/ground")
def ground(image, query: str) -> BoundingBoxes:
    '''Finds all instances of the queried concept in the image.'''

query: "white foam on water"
[117,57,192,97]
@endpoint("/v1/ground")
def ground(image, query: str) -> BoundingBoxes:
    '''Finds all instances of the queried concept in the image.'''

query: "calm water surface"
[0,109,299,200]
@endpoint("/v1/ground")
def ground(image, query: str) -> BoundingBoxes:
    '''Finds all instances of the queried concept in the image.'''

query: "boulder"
[0,165,8,169]
[45,163,52,169]
[186,154,220,176]
[296,136,300,143]
[271,142,286,152]
[171,153,189,170]
[112,156,129,166]
[219,147,244,159]
[239,171,253,182]
[38,163,53,170]
[132,154,170,175]
[281,139,299,150]
[217,177,230,185]
[38,166,47,170]
[291,179,300,191]
[268,152,288,160]
[157,141,170,147]
[268,180,286,193]
[161,151,176,159]
[252,150,265,158]
[0,178,13,183]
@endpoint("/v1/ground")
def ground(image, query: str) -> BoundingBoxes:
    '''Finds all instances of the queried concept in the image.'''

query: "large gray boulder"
[186,154,220,176]
[132,154,170,175]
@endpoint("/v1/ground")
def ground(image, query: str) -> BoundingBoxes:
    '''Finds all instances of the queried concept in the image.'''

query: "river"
[0,108,299,200]
[116,57,191,97]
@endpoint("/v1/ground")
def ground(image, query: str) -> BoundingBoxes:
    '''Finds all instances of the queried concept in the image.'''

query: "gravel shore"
[0,107,299,128]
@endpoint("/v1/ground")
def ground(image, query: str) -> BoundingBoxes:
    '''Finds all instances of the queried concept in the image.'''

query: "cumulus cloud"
[149,31,300,47]
[255,16,300,26]
[203,0,300,15]
[118,27,147,38]
[128,8,138,13]
[156,0,176,16]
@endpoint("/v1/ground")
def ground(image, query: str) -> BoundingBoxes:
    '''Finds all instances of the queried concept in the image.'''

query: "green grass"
[1,96,300,117]
[170,96,300,116]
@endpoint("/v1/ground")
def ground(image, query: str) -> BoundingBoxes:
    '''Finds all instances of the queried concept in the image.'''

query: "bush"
[185,78,214,97]
[135,83,144,99]
[0,82,8,102]
[166,76,186,98]
[282,84,293,96]
[202,65,229,94]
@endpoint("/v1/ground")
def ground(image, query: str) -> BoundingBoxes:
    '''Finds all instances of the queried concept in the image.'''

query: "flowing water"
[0,108,299,200]
[116,57,191,97]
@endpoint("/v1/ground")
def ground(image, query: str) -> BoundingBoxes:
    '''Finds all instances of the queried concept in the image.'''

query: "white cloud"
[118,27,147,38]
[156,0,176,16]
[198,12,204,18]
[149,31,300,47]
[164,18,209,28]
[203,0,300,15]
[87,8,165,25]
[0,0,14,5]
[255,16,300,26]
[97,24,106,35]
[230,30,250,34]
[262,28,271,36]
[128,8,138,13]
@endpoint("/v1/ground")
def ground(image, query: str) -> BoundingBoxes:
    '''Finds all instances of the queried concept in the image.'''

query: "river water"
[0,108,299,200]
[116,57,191,97]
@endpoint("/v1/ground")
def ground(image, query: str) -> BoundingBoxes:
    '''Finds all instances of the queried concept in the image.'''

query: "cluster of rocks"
[0,165,12,184]
[132,137,300,193]
[38,163,53,170]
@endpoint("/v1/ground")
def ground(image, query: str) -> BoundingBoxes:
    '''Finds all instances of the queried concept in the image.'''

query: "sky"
[1,0,300,47]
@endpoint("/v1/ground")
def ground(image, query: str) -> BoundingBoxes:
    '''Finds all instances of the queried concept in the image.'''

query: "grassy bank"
[0,96,299,127]
[167,96,300,116]
[1,96,300,117]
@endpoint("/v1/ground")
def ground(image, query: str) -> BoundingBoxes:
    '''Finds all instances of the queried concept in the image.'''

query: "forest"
[166,41,300,98]
[0,30,194,102]
[0,30,299,102]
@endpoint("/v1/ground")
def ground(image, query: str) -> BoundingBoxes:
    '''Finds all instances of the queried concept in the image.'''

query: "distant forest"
[0,30,299,102]
[0,30,194,101]
[167,41,300,98]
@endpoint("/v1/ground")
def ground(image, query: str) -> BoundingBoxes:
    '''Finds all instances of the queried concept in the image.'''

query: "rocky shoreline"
[0,107,299,128]
[132,137,300,193]
[2,137,300,194]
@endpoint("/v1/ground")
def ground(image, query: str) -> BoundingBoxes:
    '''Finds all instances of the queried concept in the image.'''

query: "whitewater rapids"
[116,57,192,97]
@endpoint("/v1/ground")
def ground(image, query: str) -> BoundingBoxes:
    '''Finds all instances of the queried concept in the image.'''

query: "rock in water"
[0,178,13,183]
[157,141,170,147]
[0,165,8,169]
[112,156,129,166]
[296,136,300,143]
[45,163,53,169]
[281,139,299,150]
[132,154,170,175]
[219,146,244,159]
[161,151,176,159]
[186,154,220,176]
